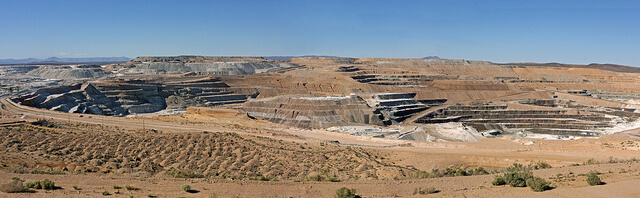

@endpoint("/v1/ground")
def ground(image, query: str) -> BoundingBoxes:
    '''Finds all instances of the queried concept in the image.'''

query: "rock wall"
[14,83,125,116]
[242,94,384,129]
[370,93,433,125]
[26,65,112,79]
[14,77,253,116]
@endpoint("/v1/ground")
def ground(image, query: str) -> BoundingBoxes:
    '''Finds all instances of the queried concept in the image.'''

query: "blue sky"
[1,0,639,66]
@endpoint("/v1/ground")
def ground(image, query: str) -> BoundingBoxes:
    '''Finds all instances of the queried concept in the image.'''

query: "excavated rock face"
[127,62,299,75]
[0,65,40,76]
[370,93,434,125]
[13,77,252,116]
[26,65,112,79]
[414,101,640,138]
[92,83,166,114]
[14,83,125,116]
[126,56,300,75]
[242,94,384,129]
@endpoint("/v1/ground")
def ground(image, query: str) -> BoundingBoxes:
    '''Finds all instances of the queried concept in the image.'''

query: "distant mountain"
[0,57,132,64]
[422,56,441,59]
[263,55,352,61]
[498,62,640,73]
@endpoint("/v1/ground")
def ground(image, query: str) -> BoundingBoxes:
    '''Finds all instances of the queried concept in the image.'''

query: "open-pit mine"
[3,56,640,197]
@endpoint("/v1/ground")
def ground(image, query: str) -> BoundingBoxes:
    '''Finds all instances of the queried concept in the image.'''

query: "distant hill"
[422,56,441,59]
[263,55,352,61]
[0,57,132,65]
[498,62,640,73]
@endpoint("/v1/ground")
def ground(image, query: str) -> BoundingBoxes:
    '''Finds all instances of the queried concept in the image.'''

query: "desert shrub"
[31,169,65,175]
[411,170,430,179]
[25,181,37,189]
[455,168,467,176]
[503,171,533,187]
[32,119,59,128]
[492,176,506,186]
[5,164,30,174]
[73,185,78,190]
[41,179,54,190]
[33,181,42,189]
[585,158,598,165]
[113,185,122,189]
[125,185,137,191]
[0,180,27,193]
[181,184,191,192]
[328,176,341,182]
[414,187,438,195]
[505,163,528,172]
[535,161,552,169]
[335,187,360,198]
[309,175,324,181]
[471,167,489,175]
[11,177,21,181]
[586,171,602,186]
[102,191,110,195]
[525,177,549,192]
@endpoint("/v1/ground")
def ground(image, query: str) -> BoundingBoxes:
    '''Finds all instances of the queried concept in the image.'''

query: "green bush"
[586,171,602,186]
[492,176,506,186]
[125,184,137,191]
[526,177,549,192]
[505,163,527,172]
[181,184,191,192]
[33,181,42,189]
[535,161,552,169]
[102,191,110,195]
[455,168,467,176]
[336,187,360,198]
[25,181,37,189]
[328,176,341,182]
[41,179,54,190]
[504,171,533,187]
[414,187,438,195]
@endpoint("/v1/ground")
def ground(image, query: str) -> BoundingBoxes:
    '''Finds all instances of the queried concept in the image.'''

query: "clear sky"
[1,0,639,66]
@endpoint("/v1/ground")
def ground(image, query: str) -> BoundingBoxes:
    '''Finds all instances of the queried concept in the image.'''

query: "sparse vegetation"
[492,176,506,186]
[125,184,137,191]
[31,119,60,128]
[587,171,603,186]
[30,169,66,175]
[41,179,55,190]
[534,161,552,169]
[525,177,549,192]
[102,191,110,195]
[336,187,360,198]
[5,164,30,174]
[414,187,438,195]
[73,185,78,190]
[503,171,533,187]
[24,179,55,190]
[181,184,191,192]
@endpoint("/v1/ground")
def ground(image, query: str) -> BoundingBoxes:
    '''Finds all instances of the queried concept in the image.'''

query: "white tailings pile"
[27,65,112,79]
[127,62,299,75]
